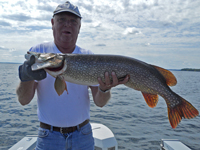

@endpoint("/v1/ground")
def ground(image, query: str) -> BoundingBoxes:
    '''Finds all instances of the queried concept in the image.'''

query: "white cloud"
[123,27,142,35]
[91,22,101,28]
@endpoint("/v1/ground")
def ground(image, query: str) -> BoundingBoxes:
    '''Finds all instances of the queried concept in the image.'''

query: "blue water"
[0,63,199,150]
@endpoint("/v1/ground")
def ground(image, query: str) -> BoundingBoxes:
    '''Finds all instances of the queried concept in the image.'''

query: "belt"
[40,119,89,134]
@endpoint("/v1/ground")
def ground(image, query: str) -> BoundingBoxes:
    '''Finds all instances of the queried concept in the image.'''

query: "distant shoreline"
[169,69,200,72]
[0,62,21,64]
[181,68,200,72]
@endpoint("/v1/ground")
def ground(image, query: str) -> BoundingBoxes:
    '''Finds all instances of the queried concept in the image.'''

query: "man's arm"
[90,86,111,107]
[16,81,37,106]
[16,55,46,106]
[90,72,129,107]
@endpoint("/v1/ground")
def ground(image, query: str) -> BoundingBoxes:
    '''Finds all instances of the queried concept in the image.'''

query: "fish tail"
[167,95,199,128]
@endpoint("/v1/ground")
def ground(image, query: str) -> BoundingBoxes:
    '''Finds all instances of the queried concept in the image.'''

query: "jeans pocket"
[38,127,50,138]
[81,123,92,135]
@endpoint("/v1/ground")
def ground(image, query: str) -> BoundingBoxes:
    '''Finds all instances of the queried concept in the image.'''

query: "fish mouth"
[31,53,65,71]
[44,58,68,78]
[46,60,64,72]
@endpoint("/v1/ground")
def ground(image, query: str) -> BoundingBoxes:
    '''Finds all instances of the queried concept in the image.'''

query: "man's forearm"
[95,91,111,107]
[90,86,111,107]
[91,72,129,107]
[16,81,37,106]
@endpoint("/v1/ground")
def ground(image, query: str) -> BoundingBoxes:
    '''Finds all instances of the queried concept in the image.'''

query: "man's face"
[52,12,81,48]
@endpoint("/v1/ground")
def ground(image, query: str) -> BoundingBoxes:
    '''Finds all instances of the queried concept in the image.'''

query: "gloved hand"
[19,55,46,82]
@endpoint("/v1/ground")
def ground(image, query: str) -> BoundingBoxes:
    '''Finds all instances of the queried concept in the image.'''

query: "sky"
[0,0,199,69]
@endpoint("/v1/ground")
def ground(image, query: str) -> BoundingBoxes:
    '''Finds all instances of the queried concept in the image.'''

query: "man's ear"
[78,23,81,34]
[51,18,54,30]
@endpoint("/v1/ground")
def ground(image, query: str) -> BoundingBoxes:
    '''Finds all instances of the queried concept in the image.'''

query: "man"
[16,1,129,150]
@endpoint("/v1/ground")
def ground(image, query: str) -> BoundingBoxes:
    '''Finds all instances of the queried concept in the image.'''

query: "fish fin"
[152,65,177,86]
[142,92,158,108]
[168,96,199,129]
[54,77,68,96]
[65,82,68,94]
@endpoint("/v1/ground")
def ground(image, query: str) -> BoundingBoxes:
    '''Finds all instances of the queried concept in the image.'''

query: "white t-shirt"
[29,42,94,127]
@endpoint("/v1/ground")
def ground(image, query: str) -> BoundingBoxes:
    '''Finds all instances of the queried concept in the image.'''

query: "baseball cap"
[53,1,82,18]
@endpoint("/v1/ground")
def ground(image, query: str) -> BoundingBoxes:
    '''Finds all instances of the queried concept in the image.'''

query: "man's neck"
[55,42,76,54]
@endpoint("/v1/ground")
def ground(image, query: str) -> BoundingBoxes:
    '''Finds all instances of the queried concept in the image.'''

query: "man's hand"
[19,55,46,82]
[90,72,129,107]
[98,72,129,92]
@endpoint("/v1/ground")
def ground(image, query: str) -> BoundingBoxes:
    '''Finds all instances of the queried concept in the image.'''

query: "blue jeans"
[35,123,94,150]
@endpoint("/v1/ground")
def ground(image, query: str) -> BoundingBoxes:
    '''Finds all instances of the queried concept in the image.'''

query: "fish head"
[26,51,68,78]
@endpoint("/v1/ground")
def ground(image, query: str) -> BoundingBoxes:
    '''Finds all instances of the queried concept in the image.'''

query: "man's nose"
[64,20,72,26]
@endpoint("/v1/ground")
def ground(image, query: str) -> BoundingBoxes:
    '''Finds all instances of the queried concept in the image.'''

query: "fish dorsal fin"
[142,92,158,108]
[152,65,177,86]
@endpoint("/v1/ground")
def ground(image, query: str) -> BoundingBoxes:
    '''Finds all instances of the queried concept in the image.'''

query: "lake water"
[0,63,199,150]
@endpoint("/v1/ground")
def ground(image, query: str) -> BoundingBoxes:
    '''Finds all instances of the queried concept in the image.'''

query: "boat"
[9,123,192,150]
[160,139,192,150]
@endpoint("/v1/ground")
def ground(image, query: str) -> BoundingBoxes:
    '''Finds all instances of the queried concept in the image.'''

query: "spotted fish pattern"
[27,52,199,128]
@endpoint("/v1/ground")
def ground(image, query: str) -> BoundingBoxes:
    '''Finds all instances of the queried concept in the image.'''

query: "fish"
[26,51,199,129]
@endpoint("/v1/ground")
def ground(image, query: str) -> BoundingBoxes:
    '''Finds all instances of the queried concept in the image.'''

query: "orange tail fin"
[168,96,199,128]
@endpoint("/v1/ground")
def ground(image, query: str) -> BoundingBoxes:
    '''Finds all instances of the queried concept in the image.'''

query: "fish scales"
[64,54,176,106]
[26,52,199,128]
[62,54,133,85]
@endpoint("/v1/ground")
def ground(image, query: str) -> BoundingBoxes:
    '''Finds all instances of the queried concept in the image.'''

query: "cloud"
[37,3,55,12]
[26,25,51,31]
[92,22,101,28]
[0,0,199,69]
[3,13,32,22]
[9,48,17,52]
[0,46,17,52]
[95,44,106,47]
[0,46,9,51]
[0,20,12,27]
[123,27,142,35]
[144,43,151,46]
[77,1,93,12]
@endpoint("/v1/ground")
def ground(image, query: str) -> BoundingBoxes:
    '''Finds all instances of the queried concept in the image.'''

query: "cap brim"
[54,10,82,18]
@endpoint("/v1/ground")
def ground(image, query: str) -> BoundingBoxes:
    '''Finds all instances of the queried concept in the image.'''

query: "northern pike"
[25,51,199,128]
